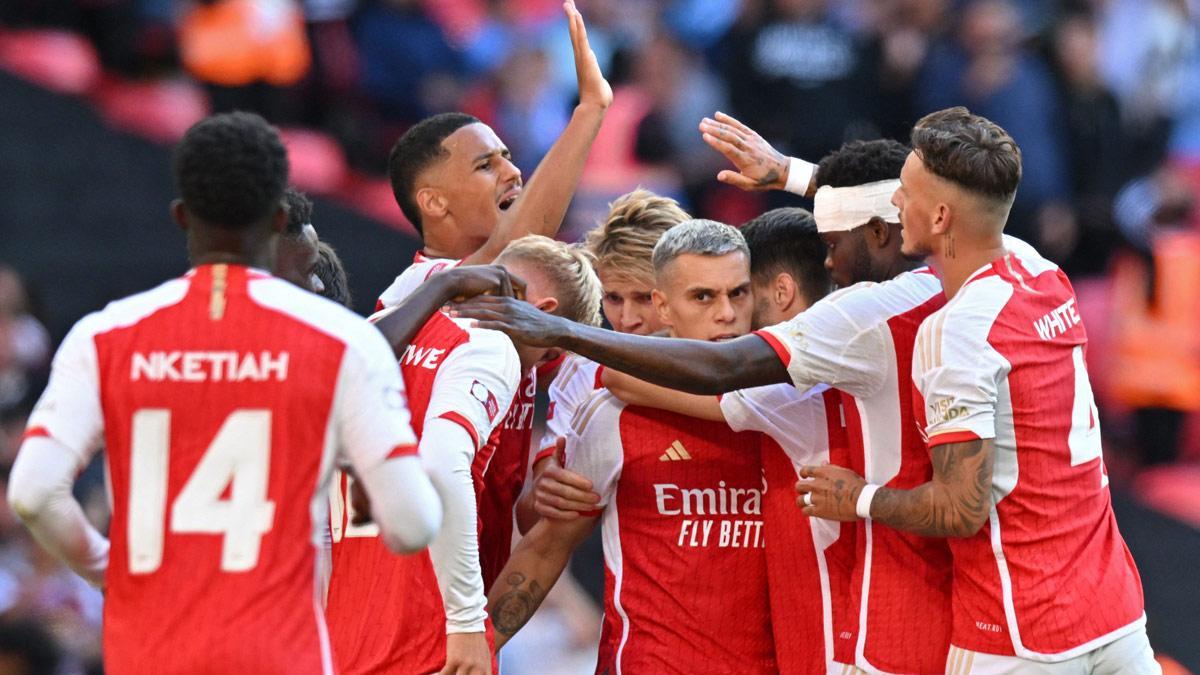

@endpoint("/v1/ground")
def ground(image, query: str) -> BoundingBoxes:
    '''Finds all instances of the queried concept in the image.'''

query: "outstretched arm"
[453,296,789,394]
[698,112,817,197]
[601,369,724,421]
[373,265,523,357]
[795,439,995,538]
[487,516,596,650]
[460,1,611,266]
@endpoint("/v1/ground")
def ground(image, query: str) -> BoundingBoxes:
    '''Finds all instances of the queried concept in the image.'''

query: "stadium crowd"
[0,0,1198,674]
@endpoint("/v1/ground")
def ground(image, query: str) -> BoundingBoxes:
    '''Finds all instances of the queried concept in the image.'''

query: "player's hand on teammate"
[533,438,600,520]
[438,265,527,303]
[451,295,572,347]
[441,631,493,675]
[795,464,867,522]
[699,112,790,192]
[565,1,612,111]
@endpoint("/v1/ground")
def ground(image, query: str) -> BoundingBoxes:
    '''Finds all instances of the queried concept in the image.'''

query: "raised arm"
[453,296,789,394]
[795,439,995,538]
[698,111,817,198]
[460,1,611,266]
[486,516,596,650]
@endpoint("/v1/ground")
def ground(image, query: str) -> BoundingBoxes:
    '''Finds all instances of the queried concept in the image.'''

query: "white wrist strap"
[784,157,816,196]
[856,484,880,520]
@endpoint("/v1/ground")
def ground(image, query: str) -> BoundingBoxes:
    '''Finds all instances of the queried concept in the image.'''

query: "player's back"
[97,264,372,674]
[916,247,1145,658]
[567,392,775,675]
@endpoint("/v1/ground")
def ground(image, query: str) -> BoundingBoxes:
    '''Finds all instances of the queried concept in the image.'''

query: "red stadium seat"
[278,128,350,194]
[1134,464,1200,529]
[93,77,210,143]
[336,173,417,236]
[0,29,101,96]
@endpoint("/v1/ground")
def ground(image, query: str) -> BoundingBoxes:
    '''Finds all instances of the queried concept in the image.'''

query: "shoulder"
[552,354,602,392]
[570,389,626,439]
[83,277,192,339]
[248,276,389,359]
[377,257,462,309]
[917,275,1013,371]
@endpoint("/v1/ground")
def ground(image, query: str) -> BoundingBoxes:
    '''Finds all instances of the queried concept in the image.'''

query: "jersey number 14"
[127,409,277,574]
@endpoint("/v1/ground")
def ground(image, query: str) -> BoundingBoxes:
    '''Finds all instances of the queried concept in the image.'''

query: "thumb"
[717,171,760,191]
[554,436,568,464]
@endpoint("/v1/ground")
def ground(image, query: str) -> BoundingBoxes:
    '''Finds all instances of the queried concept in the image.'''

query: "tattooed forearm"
[491,572,547,637]
[869,440,995,537]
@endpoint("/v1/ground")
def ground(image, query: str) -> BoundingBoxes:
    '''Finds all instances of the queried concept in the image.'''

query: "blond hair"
[583,188,690,284]
[496,235,603,327]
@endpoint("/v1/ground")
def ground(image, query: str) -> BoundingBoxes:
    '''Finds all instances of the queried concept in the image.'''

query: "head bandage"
[813,179,901,233]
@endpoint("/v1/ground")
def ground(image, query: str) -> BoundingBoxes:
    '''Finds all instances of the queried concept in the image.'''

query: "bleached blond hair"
[583,188,691,284]
[496,235,603,327]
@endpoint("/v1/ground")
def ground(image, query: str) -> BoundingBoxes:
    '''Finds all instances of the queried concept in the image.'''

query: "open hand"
[699,112,790,192]
[439,265,526,303]
[565,1,612,111]
[795,464,866,522]
[451,295,574,348]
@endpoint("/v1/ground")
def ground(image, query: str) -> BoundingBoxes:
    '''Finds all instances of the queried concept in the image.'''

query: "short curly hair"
[388,112,481,236]
[815,139,910,189]
[283,187,313,237]
[173,112,289,228]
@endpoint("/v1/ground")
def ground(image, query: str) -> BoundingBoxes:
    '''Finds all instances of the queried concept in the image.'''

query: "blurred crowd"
[1,0,1200,672]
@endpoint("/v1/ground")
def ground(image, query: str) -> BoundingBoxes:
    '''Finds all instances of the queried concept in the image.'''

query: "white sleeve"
[25,317,104,457]
[333,326,441,552]
[537,357,600,457]
[563,392,625,509]
[8,436,109,587]
[755,285,890,397]
[720,382,827,458]
[333,328,421,472]
[420,418,487,633]
[377,258,462,308]
[913,306,1007,447]
[424,329,521,450]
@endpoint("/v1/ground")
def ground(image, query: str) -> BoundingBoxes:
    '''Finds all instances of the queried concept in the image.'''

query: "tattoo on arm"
[869,440,994,537]
[491,572,548,637]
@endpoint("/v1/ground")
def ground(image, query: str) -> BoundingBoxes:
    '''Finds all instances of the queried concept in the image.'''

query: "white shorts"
[945,628,1160,675]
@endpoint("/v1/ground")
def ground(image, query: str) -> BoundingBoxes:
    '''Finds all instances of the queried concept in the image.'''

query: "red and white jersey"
[566,391,775,675]
[913,247,1145,660]
[375,251,461,311]
[478,367,536,588]
[24,265,419,675]
[537,353,603,460]
[720,384,852,673]
[326,312,519,674]
[756,268,952,674]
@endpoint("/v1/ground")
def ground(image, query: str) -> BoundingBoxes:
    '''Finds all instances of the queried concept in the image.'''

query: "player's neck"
[933,236,1006,300]
[421,222,487,260]
[188,228,276,272]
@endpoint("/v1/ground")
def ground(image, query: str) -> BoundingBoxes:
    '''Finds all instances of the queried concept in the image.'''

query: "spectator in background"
[0,618,62,675]
[353,0,464,124]
[917,0,1071,250]
[179,0,312,122]
[721,0,877,169]
[1050,9,1126,276]
[0,267,50,413]
[858,0,951,141]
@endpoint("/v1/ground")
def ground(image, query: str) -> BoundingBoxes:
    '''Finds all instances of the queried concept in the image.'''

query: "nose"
[824,251,834,272]
[619,302,641,332]
[891,187,901,209]
[500,156,521,186]
[713,295,736,324]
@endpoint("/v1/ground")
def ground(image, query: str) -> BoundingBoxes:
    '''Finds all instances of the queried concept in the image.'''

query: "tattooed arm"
[795,439,995,538]
[487,515,597,650]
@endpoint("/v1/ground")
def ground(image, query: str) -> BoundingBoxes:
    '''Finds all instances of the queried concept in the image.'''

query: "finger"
[498,273,513,299]
[714,111,755,136]
[702,133,752,165]
[554,436,567,464]
[716,170,761,191]
[794,480,815,494]
[536,503,582,521]
[799,465,818,479]
[507,271,528,297]
[544,466,594,490]
[539,491,599,511]
[541,486,601,506]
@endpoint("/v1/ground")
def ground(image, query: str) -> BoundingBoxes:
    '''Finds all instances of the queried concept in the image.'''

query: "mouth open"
[498,187,522,211]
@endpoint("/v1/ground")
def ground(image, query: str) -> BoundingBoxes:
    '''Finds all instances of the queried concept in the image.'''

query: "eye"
[695,292,711,302]
[603,293,623,304]
[730,287,746,298]
[634,293,653,305]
